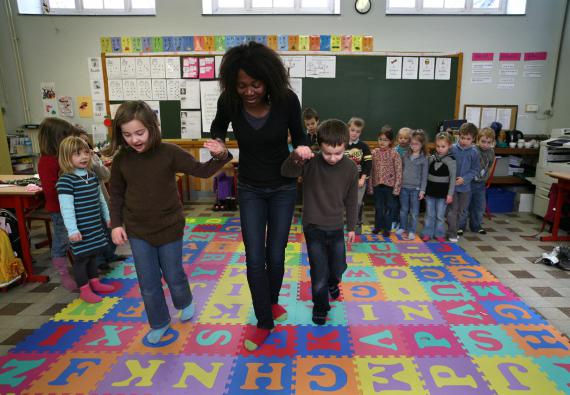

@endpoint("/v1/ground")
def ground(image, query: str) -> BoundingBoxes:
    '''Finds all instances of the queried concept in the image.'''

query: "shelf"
[10,153,37,159]
[494,148,539,156]
[491,176,532,185]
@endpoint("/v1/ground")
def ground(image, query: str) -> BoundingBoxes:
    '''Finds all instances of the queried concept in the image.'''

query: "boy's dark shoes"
[372,228,380,235]
[457,229,464,235]
[329,286,340,300]
[478,229,487,235]
[312,310,327,325]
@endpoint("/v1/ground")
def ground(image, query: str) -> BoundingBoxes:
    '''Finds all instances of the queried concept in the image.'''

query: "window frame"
[203,0,340,15]
[17,0,156,15]
[386,0,524,15]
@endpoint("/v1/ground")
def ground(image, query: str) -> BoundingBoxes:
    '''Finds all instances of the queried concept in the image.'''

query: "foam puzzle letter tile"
[377,267,430,301]
[229,356,293,395]
[294,356,359,394]
[0,353,60,394]
[534,356,570,394]
[423,281,474,302]
[350,325,410,356]
[24,352,119,395]
[396,243,432,254]
[354,356,427,395]
[104,297,148,322]
[504,324,570,357]
[296,326,352,357]
[437,253,480,266]
[95,354,236,395]
[400,325,467,357]
[474,355,564,395]
[183,323,245,356]
[346,252,373,265]
[451,324,524,356]
[11,321,93,354]
[369,253,408,266]
[448,266,498,283]
[73,321,144,353]
[412,266,456,282]
[342,282,385,302]
[480,300,547,325]
[464,282,517,301]
[127,322,195,355]
[240,326,298,357]
[415,356,494,395]
[434,301,497,325]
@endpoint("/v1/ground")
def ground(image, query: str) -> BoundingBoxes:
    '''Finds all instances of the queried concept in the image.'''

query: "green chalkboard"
[302,55,461,141]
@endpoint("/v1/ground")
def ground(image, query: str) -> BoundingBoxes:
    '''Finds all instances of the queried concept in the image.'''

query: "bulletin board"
[101,51,463,141]
[463,104,518,130]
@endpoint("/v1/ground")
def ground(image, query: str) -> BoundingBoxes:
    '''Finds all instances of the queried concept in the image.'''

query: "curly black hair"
[218,41,290,114]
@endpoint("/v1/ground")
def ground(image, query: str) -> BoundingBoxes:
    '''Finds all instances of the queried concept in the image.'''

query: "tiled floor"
[0,200,568,356]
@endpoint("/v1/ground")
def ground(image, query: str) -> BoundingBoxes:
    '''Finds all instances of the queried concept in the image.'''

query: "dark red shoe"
[271,304,288,322]
[244,327,272,351]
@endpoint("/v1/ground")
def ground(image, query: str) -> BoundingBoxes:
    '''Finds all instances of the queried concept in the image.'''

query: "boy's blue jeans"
[304,226,347,314]
[129,237,192,329]
[460,181,486,231]
[373,185,395,232]
[237,181,297,330]
[422,196,448,238]
[399,187,420,233]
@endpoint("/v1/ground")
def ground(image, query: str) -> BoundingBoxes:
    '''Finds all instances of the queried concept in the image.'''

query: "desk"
[541,172,570,242]
[0,175,49,283]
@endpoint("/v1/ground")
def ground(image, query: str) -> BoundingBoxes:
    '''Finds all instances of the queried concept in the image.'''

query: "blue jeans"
[373,185,395,231]
[423,196,447,238]
[304,226,347,313]
[238,181,297,330]
[129,237,192,329]
[49,213,69,258]
[460,181,486,231]
[399,187,420,233]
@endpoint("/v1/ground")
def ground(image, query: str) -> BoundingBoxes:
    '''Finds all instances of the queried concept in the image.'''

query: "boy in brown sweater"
[281,119,358,325]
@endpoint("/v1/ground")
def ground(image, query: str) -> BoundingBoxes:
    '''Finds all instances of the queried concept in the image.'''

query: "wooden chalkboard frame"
[101,51,463,141]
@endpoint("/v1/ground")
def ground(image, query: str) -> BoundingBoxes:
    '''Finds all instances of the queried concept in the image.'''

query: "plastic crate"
[486,188,516,213]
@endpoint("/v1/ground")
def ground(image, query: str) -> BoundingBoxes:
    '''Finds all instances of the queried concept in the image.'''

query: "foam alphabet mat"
[1,215,570,394]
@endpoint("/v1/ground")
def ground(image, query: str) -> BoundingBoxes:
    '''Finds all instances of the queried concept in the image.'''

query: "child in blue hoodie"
[447,123,480,242]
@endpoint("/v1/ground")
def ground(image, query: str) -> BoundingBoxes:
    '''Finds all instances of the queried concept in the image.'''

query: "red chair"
[484,158,498,220]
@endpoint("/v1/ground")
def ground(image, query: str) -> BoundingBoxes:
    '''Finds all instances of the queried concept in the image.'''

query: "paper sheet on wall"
[215,56,223,78]
[57,96,74,117]
[109,104,121,119]
[419,57,435,80]
[435,58,451,80]
[480,107,497,128]
[496,108,512,128]
[465,107,481,128]
[121,58,136,78]
[523,63,544,78]
[200,80,221,133]
[88,57,102,78]
[167,79,181,100]
[92,124,108,146]
[199,57,216,79]
[497,77,516,90]
[152,79,168,100]
[165,57,181,79]
[471,76,493,84]
[289,78,302,106]
[305,56,335,78]
[182,57,199,79]
[136,57,151,78]
[93,101,106,122]
[77,96,93,118]
[105,58,121,79]
[108,80,123,100]
[200,148,240,162]
[41,82,58,116]
[180,79,201,109]
[386,57,402,79]
[402,57,418,79]
[122,79,138,100]
[281,56,306,78]
[145,101,161,126]
[150,57,166,78]
[90,79,105,101]
[499,62,519,76]
[180,111,202,139]
[136,79,153,100]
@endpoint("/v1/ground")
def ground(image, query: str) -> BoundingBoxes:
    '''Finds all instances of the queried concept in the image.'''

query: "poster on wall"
[93,101,106,122]
[180,110,202,139]
[41,82,58,116]
[386,57,402,79]
[419,57,435,80]
[77,96,93,118]
[57,96,74,117]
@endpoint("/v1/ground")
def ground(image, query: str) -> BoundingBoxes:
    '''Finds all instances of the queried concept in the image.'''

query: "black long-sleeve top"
[210,89,307,187]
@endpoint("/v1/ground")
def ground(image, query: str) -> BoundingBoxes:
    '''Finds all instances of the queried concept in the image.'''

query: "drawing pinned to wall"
[182,57,199,79]
[306,56,336,78]
[88,57,102,77]
[180,79,200,109]
[435,58,451,80]
[122,79,137,100]
[386,57,402,79]
[419,57,435,80]
[198,57,215,79]
[57,96,74,117]
[499,52,521,76]
[120,58,136,78]
[281,56,306,78]
[77,96,93,118]
[200,80,221,134]
[341,35,352,52]
[329,35,340,51]
[136,57,151,78]
[470,52,494,84]
[180,111,202,139]
[92,124,108,145]
[136,79,153,101]
[523,51,547,78]
[150,57,166,78]
[93,101,106,122]
[90,79,105,101]
[402,57,418,79]
[105,58,121,79]
[41,82,58,116]
[151,79,168,101]
[167,79,181,100]
[108,80,123,100]
[298,35,309,51]
[165,57,181,79]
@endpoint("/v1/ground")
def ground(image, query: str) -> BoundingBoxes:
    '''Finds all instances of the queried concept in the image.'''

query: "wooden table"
[541,172,570,242]
[0,175,49,282]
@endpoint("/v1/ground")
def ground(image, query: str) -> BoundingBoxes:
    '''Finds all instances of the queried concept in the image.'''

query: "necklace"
[78,172,89,184]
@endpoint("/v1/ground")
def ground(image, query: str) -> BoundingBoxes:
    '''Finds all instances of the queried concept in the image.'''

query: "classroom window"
[386,0,526,14]
[203,0,340,15]
[17,0,156,15]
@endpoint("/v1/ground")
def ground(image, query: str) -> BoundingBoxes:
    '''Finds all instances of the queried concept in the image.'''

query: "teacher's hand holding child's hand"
[204,139,228,159]
[294,146,314,161]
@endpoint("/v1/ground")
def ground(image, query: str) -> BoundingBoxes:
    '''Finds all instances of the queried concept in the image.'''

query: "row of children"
[301,107,495,243]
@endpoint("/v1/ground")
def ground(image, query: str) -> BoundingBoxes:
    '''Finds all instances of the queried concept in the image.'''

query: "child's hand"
[446,195,453,204]
[358,178,366,188]
[347,231,355,246]
[69,232,82,242]
[204,139,228,158]
[111,226,128,245]
[456,177,464,186]
[419,191,425,200]
[294,145,314,161]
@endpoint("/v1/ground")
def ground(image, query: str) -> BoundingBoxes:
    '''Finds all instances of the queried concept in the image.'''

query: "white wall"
[0,0,567,135]
[549,2,570,130]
